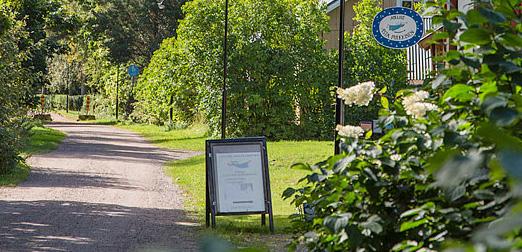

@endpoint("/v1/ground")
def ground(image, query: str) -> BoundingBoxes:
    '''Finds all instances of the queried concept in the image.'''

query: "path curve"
[0,114,201,251]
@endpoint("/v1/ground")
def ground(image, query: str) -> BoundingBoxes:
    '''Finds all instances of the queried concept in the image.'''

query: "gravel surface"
[0,114,202,251]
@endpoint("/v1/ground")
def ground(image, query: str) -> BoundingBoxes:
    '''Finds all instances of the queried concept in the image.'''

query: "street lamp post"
[66,62,70,113]
[221,0,229,140]
[116,65,120,120]
[334,0,346,155]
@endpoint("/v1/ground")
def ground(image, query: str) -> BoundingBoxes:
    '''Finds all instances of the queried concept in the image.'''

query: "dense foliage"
[0,3,29,173]
[285,0,522,251]
[136,0,337,139]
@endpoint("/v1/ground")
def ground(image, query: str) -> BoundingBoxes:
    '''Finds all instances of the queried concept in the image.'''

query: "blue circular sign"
[128,64,140,77]
[372,7,424,49]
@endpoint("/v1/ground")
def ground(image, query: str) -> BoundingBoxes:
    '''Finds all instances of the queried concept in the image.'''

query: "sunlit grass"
[0,126,66,186]
[122,123,333,249]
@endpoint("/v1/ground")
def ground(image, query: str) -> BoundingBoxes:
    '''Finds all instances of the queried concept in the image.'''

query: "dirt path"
[0,114,201,251]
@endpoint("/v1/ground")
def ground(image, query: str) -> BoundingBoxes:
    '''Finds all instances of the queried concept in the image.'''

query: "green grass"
[119,124,208,151]
[119,123,332,249]
[22,126,67,155]
[168,141,331,250]
[0,126,66,186]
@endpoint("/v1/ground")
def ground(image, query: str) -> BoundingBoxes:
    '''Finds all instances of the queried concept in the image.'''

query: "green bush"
[137,0,337,140]
[133,37,198,125]
[0,9,29,174]
[285,0,522,250]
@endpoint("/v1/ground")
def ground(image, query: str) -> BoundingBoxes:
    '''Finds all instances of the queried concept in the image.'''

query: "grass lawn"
[0,126,66,186]
[54,110,333,249]
[118,123,332,250]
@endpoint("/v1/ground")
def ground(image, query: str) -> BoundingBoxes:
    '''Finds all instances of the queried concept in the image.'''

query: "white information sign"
[215,151,266,213]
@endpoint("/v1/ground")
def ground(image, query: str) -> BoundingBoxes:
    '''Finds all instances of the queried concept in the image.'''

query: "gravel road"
[0,114,201,251]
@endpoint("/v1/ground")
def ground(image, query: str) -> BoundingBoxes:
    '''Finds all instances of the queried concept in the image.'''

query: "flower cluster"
[337,81,376,107]
[336,124,365,139]
[402,91,438,119]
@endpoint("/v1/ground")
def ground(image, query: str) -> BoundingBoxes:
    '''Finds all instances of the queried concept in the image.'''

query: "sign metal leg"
[211,205,217,229]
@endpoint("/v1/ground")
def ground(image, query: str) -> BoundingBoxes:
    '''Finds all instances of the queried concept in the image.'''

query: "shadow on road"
[24,170,139,190]
[0,200,200,251]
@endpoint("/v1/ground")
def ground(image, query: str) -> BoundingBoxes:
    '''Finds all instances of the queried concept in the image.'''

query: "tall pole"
[334,0,346,155]
[66,62,70,113]
[221,0,229,139]
[116,65,120,120]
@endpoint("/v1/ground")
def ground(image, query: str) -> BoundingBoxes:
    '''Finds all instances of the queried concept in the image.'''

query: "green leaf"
[443,20,461,34]
[400,219,429,232]
[365,130,373,140]
[400,208,424,219]
[361,215,383,234]
[473,189,495,200]
[282,188,296,199]
[489,107,520,127]
[431,74,449,89]
[435,151,485,188]
[324,213,351,233]
[498,149,522,181]
[478,7,507,24]
[466,9,488,25]
[381,96,389,109]
[291,162,312,171]
[498,34,522,51]
[447,185,466,201]
[432,31,449,41]
[478,82,498,101]
[482,96,507,115]
[460,29,491,45]
[443,84,476,102]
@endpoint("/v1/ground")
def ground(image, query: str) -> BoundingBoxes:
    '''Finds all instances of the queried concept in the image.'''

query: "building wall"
[322,0,398,49]
[323,0,357,49]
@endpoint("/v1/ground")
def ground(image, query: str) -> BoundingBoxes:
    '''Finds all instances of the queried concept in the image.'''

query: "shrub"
[285,0,522,251]
[137,0,337,140]
[0,9,28,174]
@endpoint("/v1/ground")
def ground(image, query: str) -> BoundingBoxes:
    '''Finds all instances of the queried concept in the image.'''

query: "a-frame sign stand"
[205,137,274,234]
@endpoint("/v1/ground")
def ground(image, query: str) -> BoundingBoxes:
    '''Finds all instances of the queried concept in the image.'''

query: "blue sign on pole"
[128,64,140,77]
[372,7,424,49]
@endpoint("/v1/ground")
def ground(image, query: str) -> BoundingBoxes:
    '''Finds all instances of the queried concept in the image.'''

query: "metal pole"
[334,0,346,155]
[116,66,120,120]
[66,63,69,113]
[221,0,229,139]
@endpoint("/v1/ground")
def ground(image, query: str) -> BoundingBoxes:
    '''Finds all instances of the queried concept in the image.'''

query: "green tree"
[139,0,336,139]
[133,37,198,125]
[9,0,76,95]
[0,4,30,173]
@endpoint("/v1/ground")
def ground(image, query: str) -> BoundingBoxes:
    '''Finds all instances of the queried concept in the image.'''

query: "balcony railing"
[407,17,434,83]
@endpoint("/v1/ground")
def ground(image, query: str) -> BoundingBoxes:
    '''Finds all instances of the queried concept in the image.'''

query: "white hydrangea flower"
[336,124,365,139]
[337,81,376,107]
[390,154,401,161]
[402,91,438,119]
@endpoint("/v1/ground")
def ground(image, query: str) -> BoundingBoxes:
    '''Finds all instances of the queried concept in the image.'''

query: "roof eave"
[325,0,340,13]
